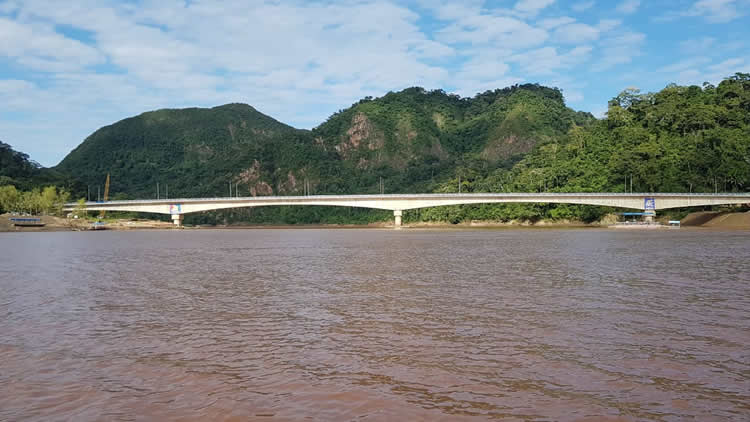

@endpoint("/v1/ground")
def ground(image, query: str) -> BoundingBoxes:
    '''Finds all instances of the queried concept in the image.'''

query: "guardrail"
[64,192,750,207]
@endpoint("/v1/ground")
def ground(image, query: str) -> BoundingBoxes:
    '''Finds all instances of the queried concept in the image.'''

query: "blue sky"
[1,0,749,166]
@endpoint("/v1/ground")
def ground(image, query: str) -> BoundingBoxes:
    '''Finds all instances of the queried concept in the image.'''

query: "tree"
[73,198,87,218]
[0,185,20,213]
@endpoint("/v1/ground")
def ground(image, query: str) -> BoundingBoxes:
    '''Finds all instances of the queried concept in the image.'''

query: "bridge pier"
[393,210,402,229]
[171,214,184,227]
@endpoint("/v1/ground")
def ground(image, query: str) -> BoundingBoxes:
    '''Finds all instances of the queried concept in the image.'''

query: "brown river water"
[0,229,748,421]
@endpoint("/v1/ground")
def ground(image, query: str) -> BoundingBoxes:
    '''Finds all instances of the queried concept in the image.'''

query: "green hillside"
[415,73,750,223]
[312,85,593,193]
[6,75,745,224]
[51,85,594,223]
[0,141,75,191]
[55,103,314,199]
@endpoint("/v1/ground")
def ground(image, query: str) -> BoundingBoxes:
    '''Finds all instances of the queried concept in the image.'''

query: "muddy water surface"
[1,229,748,421]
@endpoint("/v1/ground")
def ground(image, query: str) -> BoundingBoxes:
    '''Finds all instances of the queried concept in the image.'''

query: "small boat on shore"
[90,221,108,230]
[609,222,668,229]
[9,217,45,227]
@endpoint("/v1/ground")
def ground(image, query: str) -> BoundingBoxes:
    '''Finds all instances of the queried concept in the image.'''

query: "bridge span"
[64,193,750,227]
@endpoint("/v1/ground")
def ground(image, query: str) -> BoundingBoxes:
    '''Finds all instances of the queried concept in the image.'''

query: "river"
[1,229,748,421]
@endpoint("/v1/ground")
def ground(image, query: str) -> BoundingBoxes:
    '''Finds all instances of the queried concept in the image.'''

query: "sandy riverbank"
[3,211,748,232]
[680,211,750,228]
[0,214,175,232]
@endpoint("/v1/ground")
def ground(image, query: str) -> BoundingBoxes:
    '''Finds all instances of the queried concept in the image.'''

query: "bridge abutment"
[394,210,402,229]
[171,214,184,227]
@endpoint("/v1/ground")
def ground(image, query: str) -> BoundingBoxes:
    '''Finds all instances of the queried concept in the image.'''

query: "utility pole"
[97,186,100,202]
[458,175,461,193]
[87,185,90,201]
[157,182,160,200]
[229,181,232,197]
[166,184,168,199]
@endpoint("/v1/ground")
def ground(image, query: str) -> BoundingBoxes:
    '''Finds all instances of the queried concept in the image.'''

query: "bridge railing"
[64,192,750,207]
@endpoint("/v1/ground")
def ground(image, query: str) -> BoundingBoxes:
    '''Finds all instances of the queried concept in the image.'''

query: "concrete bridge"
[64,193,750,227]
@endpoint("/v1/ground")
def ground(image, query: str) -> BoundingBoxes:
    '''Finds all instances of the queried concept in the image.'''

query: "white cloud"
[0,17,104,71]
[708,57,748,73]
[436,15,548,48]
[656,57,712,73]
[597,19,622,32]
[684,0,748,23]
[616,0,641,14]
[538,16,576,29]
[510,46,593,75]
[593,31,646,71]
[571,1,596,12]
[514,0,556,17]
[552,23,600,44]
[667,57,750,86]
[679,37,716,54]
[416,0,484,21]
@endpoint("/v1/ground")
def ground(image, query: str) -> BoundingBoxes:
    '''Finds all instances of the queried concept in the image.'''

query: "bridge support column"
[644,210,656,224]
[171,214,184,227]
[393,210,402,229]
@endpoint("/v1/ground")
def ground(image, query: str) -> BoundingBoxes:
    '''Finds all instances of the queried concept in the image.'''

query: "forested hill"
[416,73,750,223]
[53,84,593,203]
[0,142,74,191]
[7,74,748,224]
[313,85,593,172]
[55,103,309,198]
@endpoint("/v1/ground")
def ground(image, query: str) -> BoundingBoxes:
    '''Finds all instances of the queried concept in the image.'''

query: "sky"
[1,0,749,167]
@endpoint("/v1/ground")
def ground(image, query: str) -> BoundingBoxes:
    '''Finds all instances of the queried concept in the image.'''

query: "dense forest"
[414,73,750,223]
[1,141,79,192]
[3,74,749,224]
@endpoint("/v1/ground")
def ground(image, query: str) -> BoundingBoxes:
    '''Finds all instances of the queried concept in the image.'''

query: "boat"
[9,217,45,227]
[91,221,108,230]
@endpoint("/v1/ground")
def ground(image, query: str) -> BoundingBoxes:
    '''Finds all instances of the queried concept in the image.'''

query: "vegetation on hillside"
[414,73,750,223]
[1,141,79,192]
[4,75,748,224]
[52,85,596,224]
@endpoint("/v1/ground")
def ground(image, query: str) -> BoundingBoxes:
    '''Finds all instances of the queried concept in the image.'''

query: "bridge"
[64,193,750,227]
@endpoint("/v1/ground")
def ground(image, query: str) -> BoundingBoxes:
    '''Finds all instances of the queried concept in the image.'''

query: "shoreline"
[2,212,748,232]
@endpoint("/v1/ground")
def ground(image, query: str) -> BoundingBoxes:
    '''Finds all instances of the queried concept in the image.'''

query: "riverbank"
[0,214,175,232]
[3,211,748,232]
[681,211,750,228]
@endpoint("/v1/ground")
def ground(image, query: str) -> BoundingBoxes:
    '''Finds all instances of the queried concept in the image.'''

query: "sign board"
[169,204,182,215]
[644,197,656,210]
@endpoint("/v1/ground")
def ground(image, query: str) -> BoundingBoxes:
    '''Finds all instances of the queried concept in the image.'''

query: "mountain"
[56,103,314,199]
[55,85,593,207]
[311,85,593,192]
[315,84,592,163]
[414,73,750,223]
